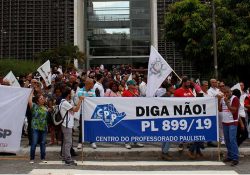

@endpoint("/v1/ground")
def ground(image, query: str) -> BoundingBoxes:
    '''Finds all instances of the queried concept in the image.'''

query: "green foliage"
[35,44,85,69]
[164,0,250,84]
[0,59,41,77]
[165,0,212,74]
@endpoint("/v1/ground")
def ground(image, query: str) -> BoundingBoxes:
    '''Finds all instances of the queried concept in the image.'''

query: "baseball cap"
[127,80,136,86]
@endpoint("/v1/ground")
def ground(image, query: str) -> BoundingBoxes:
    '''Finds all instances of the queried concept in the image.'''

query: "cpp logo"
[0,128,12,138]
[91,104,126,128]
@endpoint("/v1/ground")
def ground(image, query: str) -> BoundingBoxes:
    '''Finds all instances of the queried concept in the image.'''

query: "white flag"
[4,71,20,87]
[231,83,241,93]
[196,79,201,85]
[125,73,133,89]
[127,73,132,82]
[146,46,173,97]
[57,67,63,75]
[100,64,104,71]
[37,60,51,86]
[74,59,78,70]
[0,86,31,153]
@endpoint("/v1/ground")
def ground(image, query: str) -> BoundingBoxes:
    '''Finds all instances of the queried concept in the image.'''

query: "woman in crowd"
[28,90,50,164]
[105,81,121,97]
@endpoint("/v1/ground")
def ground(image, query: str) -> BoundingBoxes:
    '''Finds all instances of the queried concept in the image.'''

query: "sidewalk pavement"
[16,137,250,161]
[18,145,250,160]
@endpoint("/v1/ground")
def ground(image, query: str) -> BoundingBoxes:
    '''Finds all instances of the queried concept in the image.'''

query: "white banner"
[146,46,173,97]
[37,60,51,86]
[82,97,218,142]
[4,71,20,87]
[0,86,31,153]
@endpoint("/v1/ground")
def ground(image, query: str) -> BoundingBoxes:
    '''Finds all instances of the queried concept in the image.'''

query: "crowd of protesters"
[0,64,250,166]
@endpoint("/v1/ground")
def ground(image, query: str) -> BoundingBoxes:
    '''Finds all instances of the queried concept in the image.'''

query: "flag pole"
[172,70,182,81]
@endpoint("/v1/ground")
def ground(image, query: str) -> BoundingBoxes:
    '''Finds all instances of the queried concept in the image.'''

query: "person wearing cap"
[122,80,144,149]
[122,80,139,97]
[174,76,202,159]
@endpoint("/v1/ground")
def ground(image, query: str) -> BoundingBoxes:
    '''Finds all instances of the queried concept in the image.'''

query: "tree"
[0,59,41,76]
[35,44,85,69]
[164,0,250,84]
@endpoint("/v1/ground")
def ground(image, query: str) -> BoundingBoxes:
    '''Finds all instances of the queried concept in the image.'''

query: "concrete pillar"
[74,0,84,52]
[151,0,158,50]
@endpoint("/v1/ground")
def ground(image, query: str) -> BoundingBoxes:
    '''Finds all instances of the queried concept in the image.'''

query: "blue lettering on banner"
[91,104,126,128]
[84,116,217,142]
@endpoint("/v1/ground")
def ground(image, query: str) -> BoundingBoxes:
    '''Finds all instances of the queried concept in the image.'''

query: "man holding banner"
[174,76,204,159]
[60,87,84,166]
[77,78,97,149]
[122,80,144,149]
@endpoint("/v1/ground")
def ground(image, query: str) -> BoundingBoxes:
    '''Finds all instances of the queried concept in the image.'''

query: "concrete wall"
[74,0,84,52]
[151,0,158,50]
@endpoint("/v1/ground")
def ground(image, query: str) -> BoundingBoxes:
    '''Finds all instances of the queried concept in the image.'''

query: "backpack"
[52,100,68,126]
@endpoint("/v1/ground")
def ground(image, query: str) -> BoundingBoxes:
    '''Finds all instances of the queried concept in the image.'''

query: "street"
[1,158,250,174]
[1,141,250,175]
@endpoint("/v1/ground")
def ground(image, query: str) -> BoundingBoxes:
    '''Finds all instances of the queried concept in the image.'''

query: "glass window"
[86,0,151,57]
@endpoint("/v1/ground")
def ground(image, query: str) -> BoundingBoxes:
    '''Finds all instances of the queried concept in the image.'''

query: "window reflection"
[87,0,151,56]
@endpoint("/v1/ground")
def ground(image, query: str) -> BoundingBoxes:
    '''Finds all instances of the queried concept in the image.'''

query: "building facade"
[83,0,155,67]
[0,0,74,60]
[0,0,198,77]
[83,0,197,77]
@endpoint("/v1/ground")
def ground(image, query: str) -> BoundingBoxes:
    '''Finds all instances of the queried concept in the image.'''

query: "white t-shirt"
[139,81,147,97]
[93,82,105,97]
[239,103,246,118]
[240,93,247,110]
[200,90,210,97]
[60,99,75,128]
[207,87,223,97]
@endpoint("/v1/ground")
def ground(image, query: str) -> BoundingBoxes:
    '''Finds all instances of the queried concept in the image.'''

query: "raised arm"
[72,96,85,112]
[28,89,34,109]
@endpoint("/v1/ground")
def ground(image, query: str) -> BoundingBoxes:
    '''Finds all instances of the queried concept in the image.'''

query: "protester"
[208,79,224,98]
[77,78,97,149]
[138,76,147,97]
[53,86,63,145]
[174,76,203,159]
[244,91,250,137]
[122,80,144,149]
[219,86,240,166]
[105,81,121,97]
[60,87,84,166]
[232,89,248,149]
[28,90,49,164]
[93,73,104,97]
[207,78,223,147]
[157,83,175,160]
[119,79,126,95]
[240,82,249,122]
[200,81,209,97]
